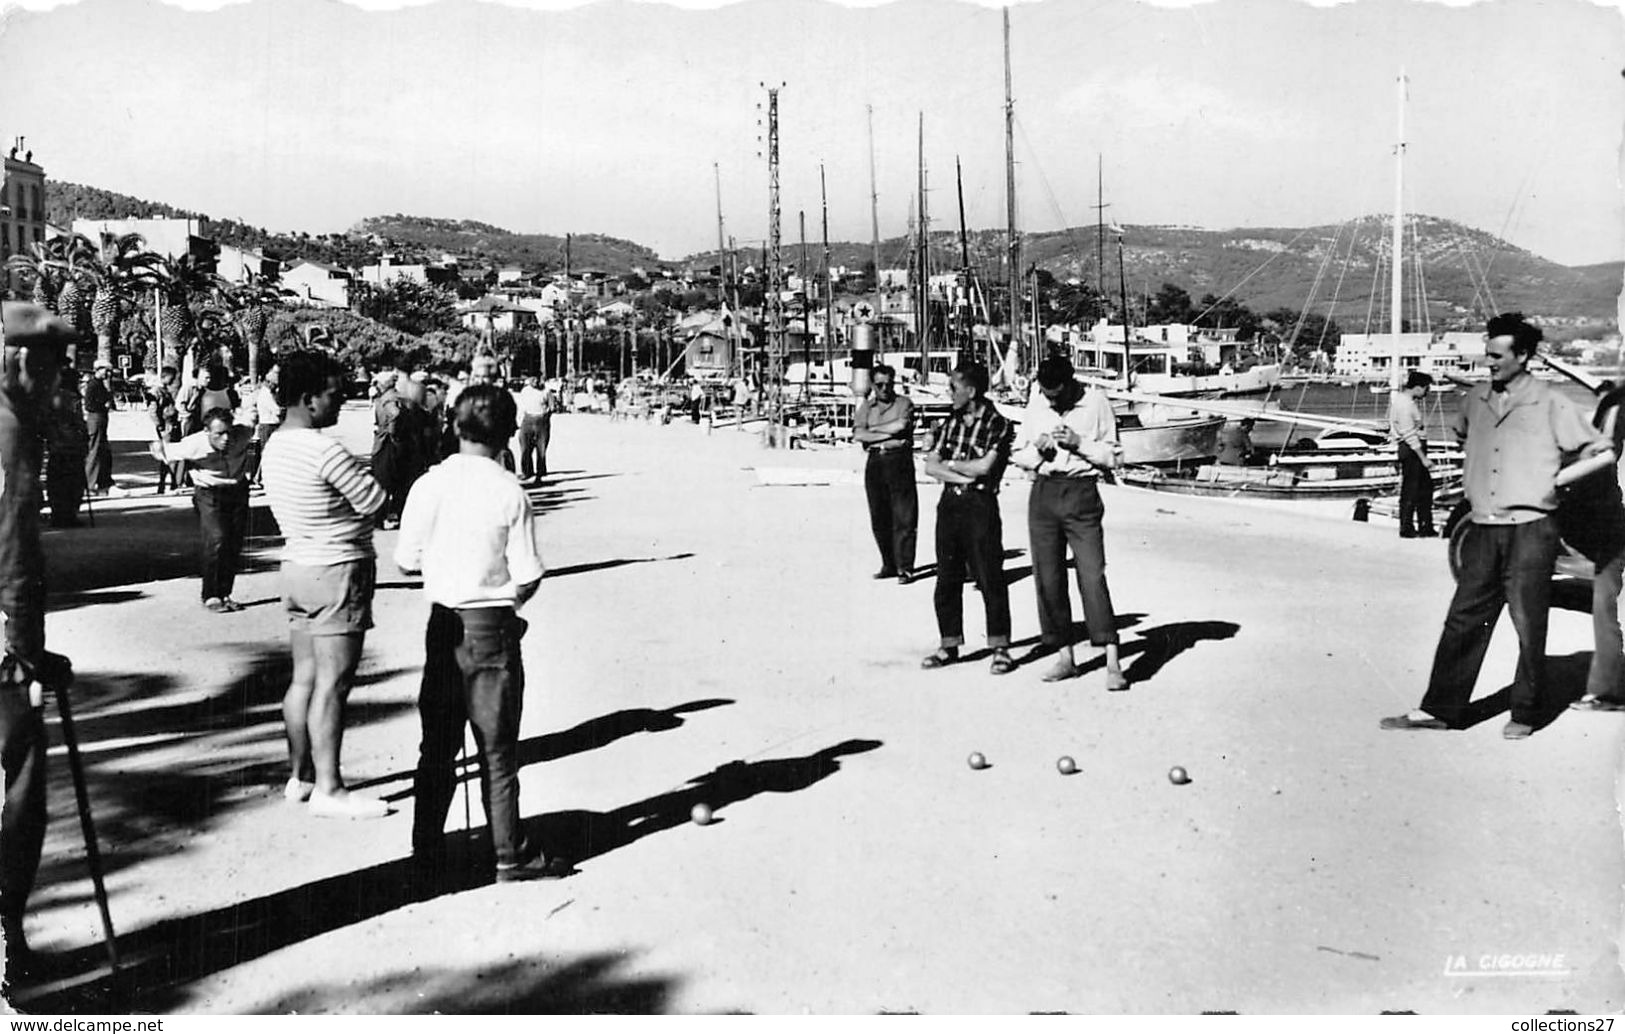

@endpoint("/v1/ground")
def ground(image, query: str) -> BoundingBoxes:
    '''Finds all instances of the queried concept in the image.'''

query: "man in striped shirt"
[261,350,391,819]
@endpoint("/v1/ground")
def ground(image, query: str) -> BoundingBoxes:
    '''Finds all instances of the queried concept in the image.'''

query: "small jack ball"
[967,751,989,770]
[690,803,714,825]
[1168,766,1191,785]
[1057,756,1077,775]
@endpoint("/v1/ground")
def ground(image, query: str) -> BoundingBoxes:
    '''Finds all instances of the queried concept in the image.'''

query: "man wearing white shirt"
[395,383,573,884]
[1388,369,1436,538]
[514,375,555,483]
[1010,354,1128,688]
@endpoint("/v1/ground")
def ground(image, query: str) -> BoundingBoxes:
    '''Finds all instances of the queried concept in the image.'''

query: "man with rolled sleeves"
[853,363,919,583]
[1382,313,1614,739]
[0,302,75,988]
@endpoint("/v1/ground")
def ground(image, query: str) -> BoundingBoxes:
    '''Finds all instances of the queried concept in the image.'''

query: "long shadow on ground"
[354,699,735,801]
[25,738,880,1014]
[43,499,283,597]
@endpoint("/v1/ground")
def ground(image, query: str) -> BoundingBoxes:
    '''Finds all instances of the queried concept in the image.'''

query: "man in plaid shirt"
[919,361,1016,675]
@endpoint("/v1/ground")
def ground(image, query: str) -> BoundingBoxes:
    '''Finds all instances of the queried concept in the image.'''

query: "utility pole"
[1003,7,1021,375]
[821,163,835,380]
[764,83,785,442]
[917,111,929,382]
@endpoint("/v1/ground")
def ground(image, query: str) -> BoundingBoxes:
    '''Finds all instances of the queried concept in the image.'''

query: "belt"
[945,482,994,497]
[868,443,910,454]
[1036,472,1098,482]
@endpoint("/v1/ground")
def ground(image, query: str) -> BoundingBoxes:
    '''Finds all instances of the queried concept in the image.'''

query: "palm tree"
[88,233,163,369]
[150,253,221,372]
[5,238,65,312]
[218,271,283,384]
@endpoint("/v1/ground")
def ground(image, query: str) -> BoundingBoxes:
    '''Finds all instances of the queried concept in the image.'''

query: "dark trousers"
[517,414,552,480]
[84,412,112,494]
[1398,444,1435,535]
[933,489,1011,648]
[413,605,529,867]
[1029,476,1119,648]
[194,485,249,600]
[1421,518,1560,726]
[0,685,46,932]
[864,448,918,575]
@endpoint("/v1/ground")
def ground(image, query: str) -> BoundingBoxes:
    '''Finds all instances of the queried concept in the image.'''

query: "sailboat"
[1115,72,1467,502]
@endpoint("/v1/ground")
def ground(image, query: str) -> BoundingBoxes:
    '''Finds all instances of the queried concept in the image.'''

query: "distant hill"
[44,181,1619,324]
[349,215,660,273]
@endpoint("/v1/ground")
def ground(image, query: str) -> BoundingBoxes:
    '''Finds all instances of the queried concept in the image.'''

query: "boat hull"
[1119,416,1225,467]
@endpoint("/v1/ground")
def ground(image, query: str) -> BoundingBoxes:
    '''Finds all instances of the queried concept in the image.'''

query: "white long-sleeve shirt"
[394,453,545,609]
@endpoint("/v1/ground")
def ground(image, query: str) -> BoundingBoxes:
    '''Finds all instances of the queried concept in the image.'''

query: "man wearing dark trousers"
[1389,369,1437,537]
[170,407,256,612]
[0,301,75,990]
[919,362,1015,676]
[82,360,115,497]
[1382,313,1613,739]
[1011,354,1128,688]
[396,384,571,884]
[853,363,918,583]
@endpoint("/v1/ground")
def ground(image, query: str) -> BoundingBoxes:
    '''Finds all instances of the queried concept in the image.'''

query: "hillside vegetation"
[45,182,1623,324]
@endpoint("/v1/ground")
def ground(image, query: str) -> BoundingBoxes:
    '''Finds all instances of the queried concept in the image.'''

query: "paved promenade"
[10,404,1624,1014]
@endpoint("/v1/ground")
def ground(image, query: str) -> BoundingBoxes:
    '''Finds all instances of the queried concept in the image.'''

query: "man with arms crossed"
[396,384,573,883]
[261,350,391,816]
[853,363,918,583]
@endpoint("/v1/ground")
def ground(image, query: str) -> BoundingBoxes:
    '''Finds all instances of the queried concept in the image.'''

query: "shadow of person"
[1458,651,1593,732]
[528,738,883,865]
[1009,613,1149,661]
[358,699,736,800]
[1117,620,1242,685]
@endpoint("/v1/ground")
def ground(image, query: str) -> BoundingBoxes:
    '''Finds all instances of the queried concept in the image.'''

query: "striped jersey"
[261,428,386,566]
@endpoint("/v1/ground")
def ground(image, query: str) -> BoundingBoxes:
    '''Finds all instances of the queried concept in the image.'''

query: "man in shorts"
[260,350,391,817]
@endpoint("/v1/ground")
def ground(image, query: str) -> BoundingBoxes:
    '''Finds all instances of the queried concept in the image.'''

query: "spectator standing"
[1566,382,1625,712]
[395,384,572,884]
[1389,370,1438,537]
[82,360,115,496]
[43,369,89,528]
[149,366,186,494]
[260,350,391,817]
[918,362,1016,676]
[852,363,918,583]
[514,375,555,483]
[0,302,75,989]
[1382,314,1613,739]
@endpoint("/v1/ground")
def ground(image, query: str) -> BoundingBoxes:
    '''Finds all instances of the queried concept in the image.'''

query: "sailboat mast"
[714,162,729,374]
[821,163,834,378]
[917,112,929,380]
[1117,233,1132,389]
[956,155,970,361]
[867,104,883,343]
[1003,8,1021,375]
[1390,70,1407,391]
[1096,155,1106,300]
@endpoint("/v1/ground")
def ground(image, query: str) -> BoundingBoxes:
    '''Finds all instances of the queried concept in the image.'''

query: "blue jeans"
[1421,519,1560,726]
[412,605,529,866]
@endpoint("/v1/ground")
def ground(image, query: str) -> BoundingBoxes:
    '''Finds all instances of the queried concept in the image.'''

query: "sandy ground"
[4,401,1623,1014]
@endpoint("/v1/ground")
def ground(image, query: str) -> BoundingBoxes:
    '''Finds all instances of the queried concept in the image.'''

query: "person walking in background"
[395,384,572,885]
[169,407,256,613]
[1389,369,1437,538]
[250,363,283,487]
[183,363,239,437]
[1010,354,1128,688]
[148,366,186,494]
[260,350,391,818]
[371,370,432,530]
[1382,313,1613,739]
[918,362,1015,676]
[1566,381,1625,712]
[514,375,555,483]
[853,363,918,583]
[0,302,76,989]
[43,368,89,528]
[82,360,115,497]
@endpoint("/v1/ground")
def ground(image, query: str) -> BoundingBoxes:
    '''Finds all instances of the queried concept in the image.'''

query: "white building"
[72,216,206,261]
[1334,331,1479,381]
[280,259,353,308]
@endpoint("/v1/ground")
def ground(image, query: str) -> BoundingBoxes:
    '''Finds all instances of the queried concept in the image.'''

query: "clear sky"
[1,0,1621,267]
